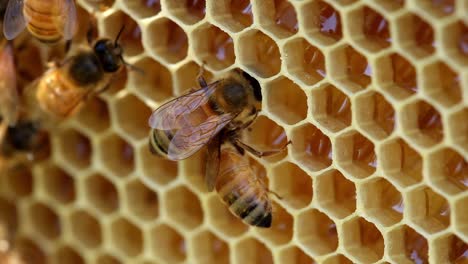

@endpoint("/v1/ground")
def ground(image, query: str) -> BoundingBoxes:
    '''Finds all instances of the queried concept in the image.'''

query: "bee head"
[93,26,125,73]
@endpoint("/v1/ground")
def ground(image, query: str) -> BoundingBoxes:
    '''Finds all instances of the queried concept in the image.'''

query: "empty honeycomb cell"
[121,0,161,18]
[207,0,253,32]
[237,30,281,78]
[407,186,451,234]
[40,165,75,204]
[321,254,353,264]
[75,97,110,133]
[256,202,293,245]
[335,131,377,179]
[163,185,203,230]
[84,173,119,214]
[415,0,455,17]
[442,21,468,66]
[329,45,372,93]
[345,6,391,52]
[243,115,289,163]
[265,77,308,125]
[110,218,143,257]
[173,60,214,95]
[395,13,435,58]
[342,217,384,264]
[139,144,178,185]
[427,147,467,195]
[380,138,423,187]
[145,18,188,64]
[454,195,468,238]
[191,230,230,264]
[387,224,429,264]
[52,246,84,264]
[165,0,206,25]
[449,108,468,153]
[282,38,326,85]
[233,237,273,264]
[315,169,356,219]
[150,224,186,263]
[3,164,33,198]
[0,197,18,231]
[310,83,351,133]
[98,134,135,177]
[290,123,332,172]
[112,94,152,141]
[296,209,338,257]
[270,162,312,210]
[354,91,395,140]
[432,233,468,263]
[206,194,248,238]
[254,0,298,38]
[69,210,102,249]
[191,24,235,70]
[375,52,417,100]
[28,202,61,240]
[359,177,403,227]
[124,179,159,221]
[55,128,92,170]
[300,0,342,45]
[400,100,444,148]
[129,57,173,103]
[95,254,122,264]
[101,11,144,57]
[422,60,462,107]
[278,246,316,264]
[15,238,47,264]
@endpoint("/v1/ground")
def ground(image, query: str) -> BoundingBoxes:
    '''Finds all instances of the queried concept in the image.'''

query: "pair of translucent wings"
[3,0,77,40]
[0,42,18,126]
[148,82,233,162]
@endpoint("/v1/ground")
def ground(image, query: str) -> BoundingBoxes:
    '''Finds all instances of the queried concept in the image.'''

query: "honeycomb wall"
[1,0,467,263]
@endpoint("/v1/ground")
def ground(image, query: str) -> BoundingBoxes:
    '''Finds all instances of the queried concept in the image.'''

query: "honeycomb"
[1,0,467,263]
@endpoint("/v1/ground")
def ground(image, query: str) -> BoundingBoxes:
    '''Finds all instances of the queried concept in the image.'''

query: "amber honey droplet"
[353,134,377,172]
[210,28,234,64]
[417,102,443,143]
[404,227,428,264]
[317,1,342,40]
[445,151,468,190]
[231,0,253,27]
[144,0,161,14]
[363,7,391,48]
[303,42,326,80]
[254,33,281,76]
[373,93,395,135]
[274,0,298,34]
[391,54,417,94]
[186,0,206,20]
[346,46,371,88]
[413,16,435,54]
[121,16,143,56]
[449,235,468,263]
[459,22,468,56]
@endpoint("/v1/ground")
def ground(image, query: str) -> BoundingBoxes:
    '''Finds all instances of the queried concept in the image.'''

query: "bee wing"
[205,134,221,192]
[3,0,26,40]
[0,43,18,126]
[167,113,233,160]
[148,82,219,130]
[57,0,77,40]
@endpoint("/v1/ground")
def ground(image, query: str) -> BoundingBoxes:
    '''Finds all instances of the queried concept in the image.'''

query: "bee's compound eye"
[94,39,121,72]
[242,71,262,101]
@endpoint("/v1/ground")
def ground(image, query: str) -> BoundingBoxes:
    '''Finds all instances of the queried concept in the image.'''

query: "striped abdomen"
[216,149,272,228]
[24,0,64,43]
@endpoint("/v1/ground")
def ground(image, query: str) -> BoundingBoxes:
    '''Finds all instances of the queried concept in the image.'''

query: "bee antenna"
[119,55,145,75]
[114,25,125,45]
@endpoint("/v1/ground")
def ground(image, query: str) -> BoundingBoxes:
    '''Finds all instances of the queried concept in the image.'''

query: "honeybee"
[0,41,18,127]
[148,68,263,160]
[3,0,77,43]
[205,128,289,228]
[22,26,127,125]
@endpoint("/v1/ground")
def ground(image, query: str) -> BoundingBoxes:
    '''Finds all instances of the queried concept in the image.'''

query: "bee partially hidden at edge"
[148,69,290,227]
[3,0,77,43]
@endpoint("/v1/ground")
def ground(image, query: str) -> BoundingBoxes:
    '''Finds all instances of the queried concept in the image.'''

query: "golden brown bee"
[22,27,127,125]
[148,69,263,160]
[205,128,289,228]
[3,0,77,43]
[0,41,18,127]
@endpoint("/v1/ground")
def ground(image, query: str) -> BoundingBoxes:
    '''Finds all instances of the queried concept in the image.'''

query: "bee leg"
[197,62,208,88]
[268,189,283,200]
[233,139,291,158]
